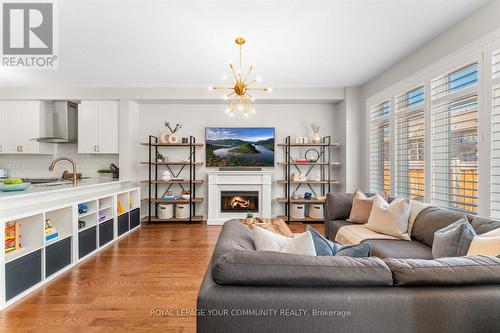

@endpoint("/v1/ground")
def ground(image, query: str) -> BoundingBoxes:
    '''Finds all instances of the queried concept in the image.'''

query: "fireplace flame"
[230,196,251,209]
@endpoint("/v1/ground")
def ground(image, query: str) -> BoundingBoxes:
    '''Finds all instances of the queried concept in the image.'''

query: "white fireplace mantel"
[207,170,273,225]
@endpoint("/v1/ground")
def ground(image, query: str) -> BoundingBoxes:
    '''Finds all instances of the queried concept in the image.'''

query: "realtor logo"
[1,1,58,68]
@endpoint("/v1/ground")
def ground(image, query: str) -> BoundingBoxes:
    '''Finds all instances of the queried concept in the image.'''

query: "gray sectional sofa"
[323,192,500,259]
[197,220,500,333]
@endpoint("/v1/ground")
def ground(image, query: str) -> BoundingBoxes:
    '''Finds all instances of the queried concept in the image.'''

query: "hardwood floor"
[0,222,323,333]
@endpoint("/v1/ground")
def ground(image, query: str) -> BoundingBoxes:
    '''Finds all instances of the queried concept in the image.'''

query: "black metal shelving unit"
[278,135,340,222]
[141,135,204,223]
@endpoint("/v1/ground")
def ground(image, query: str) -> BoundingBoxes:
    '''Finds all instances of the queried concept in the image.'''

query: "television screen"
[205,127,275,167]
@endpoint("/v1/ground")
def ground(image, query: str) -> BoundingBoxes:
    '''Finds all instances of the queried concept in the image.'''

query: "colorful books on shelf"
[44,219,59,242]
[5,221,21,253]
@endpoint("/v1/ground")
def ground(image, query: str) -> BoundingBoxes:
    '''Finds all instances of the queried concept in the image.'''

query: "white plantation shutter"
[431,63,479,99]
[368,101,391,193]
[395,86,425,199]
[431,94,478,214]
[490,46,500,218]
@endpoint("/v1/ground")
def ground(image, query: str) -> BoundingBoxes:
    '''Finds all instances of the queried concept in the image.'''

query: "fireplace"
[221,191,259,213]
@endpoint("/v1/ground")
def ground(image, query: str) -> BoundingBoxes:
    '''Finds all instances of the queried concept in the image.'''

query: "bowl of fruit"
[0,178,31,192]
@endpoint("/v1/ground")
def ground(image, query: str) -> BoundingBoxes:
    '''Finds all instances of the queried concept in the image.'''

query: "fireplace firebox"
[221,191,259,212]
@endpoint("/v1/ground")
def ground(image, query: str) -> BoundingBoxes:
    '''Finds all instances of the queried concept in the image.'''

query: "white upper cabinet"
[78,101,119,154]
[0,101,52,154]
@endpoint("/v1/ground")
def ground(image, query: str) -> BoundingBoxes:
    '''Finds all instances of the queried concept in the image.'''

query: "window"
[432,63,478,99]
[491,47,500,218]
[369,101,391,193]
[431,95,478,213]
[395,86,425,199]
[493,48,500,80]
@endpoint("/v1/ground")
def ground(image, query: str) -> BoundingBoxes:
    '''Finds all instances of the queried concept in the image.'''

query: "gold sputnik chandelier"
[210,37,271,116]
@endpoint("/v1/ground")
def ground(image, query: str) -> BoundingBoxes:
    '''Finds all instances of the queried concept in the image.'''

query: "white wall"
[0,144,118,178]
[136,103,340,218]
[362,0,500,100]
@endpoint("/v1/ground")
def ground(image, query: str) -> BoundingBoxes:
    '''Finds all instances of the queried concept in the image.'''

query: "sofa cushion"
[213,250,393,287]
[432,217,476,258]
[411,206,472,247]
[325,219,355,240]
[253,225,290,251]
[306,225,371,257]
[280,231,316,256]
[470,217,500,235]
[365,195,411,241]
[384,255,500,286]
[362,239,433,259]
[325,192,355,220]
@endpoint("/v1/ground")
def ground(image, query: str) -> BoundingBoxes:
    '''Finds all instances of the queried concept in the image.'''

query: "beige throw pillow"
[253,226,317,256]
[348,190,387,224]
[365,194,411,241]
[466,229,500,256]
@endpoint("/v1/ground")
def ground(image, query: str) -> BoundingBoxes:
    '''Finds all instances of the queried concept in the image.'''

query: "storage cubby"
[77,212,97,232]
[45,236,72,277]
[130,190,140,210]
[117,212,129,236]
[117,192,129,217]
[5,249,42,301]
[98,196,114,211]
[98,207,113,224]
[78,200,98,218]
[44,207,73,246]
[130,208,141,229]
[99,219,114,247]
[5,214,44,264]
[78,226,97,259]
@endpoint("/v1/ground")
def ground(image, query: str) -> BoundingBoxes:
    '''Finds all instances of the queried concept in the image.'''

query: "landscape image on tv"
[206,127,275,167]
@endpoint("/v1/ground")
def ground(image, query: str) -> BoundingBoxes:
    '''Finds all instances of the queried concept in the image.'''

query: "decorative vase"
[312,134,321,144]
[160,131,171,144]
[246,217,254,224]
[168,134,179,144]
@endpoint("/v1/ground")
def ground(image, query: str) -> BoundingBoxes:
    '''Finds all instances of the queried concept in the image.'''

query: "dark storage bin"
[45,237,72,278]
[99,219,114,247]
[78,226,97,259]
[118,212,129,236]
[6,249,42,301]
[130,208,141,229]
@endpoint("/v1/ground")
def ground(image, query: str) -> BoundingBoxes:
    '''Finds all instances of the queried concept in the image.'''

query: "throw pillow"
[280,231,316,256]
[365,194,411,240]
[466,228,500,256]
[432,216,476,259]
[253,226,290,252]
[253,226,316,256]
[306,225,371,257]
[347,190,387,224]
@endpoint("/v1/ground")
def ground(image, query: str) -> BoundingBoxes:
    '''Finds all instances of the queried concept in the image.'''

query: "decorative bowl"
[0,182,31,192]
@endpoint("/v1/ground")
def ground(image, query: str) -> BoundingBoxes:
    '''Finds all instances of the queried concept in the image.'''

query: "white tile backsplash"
[0,143,118,178]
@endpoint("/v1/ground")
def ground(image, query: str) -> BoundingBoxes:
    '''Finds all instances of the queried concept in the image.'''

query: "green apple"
[3,178,23,185]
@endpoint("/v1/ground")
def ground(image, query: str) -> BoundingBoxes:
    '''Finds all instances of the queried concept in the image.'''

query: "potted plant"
[246,211,254,224]
[97,169,113,178]
[156,151,165,162]
[311,121,321,144]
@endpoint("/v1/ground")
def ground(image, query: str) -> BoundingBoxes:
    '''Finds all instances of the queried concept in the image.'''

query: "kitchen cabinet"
[0,101,52,154]
[78,101,119,154]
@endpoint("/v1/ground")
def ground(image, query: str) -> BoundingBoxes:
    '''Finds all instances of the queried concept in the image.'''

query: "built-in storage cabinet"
[45,237,72,278]
[118,212,129,236]
[78,101,119,154]
[0,101,53,154]
[1,187,140,308]
[5,250,42,301]
[78,226,97,259]
[99,220,114,247]
[130,208,140,229]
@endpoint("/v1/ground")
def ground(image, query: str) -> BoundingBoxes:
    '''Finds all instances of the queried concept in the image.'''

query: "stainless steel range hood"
[35,101,79,143]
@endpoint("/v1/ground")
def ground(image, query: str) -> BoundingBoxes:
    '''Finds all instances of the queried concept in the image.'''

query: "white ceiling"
[0,0,490,87]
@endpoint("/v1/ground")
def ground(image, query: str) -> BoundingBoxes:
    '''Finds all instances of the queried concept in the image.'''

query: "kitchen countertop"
[0,178,128,200]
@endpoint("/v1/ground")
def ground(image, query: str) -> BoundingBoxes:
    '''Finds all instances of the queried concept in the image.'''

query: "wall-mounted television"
[205,127,275,167]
